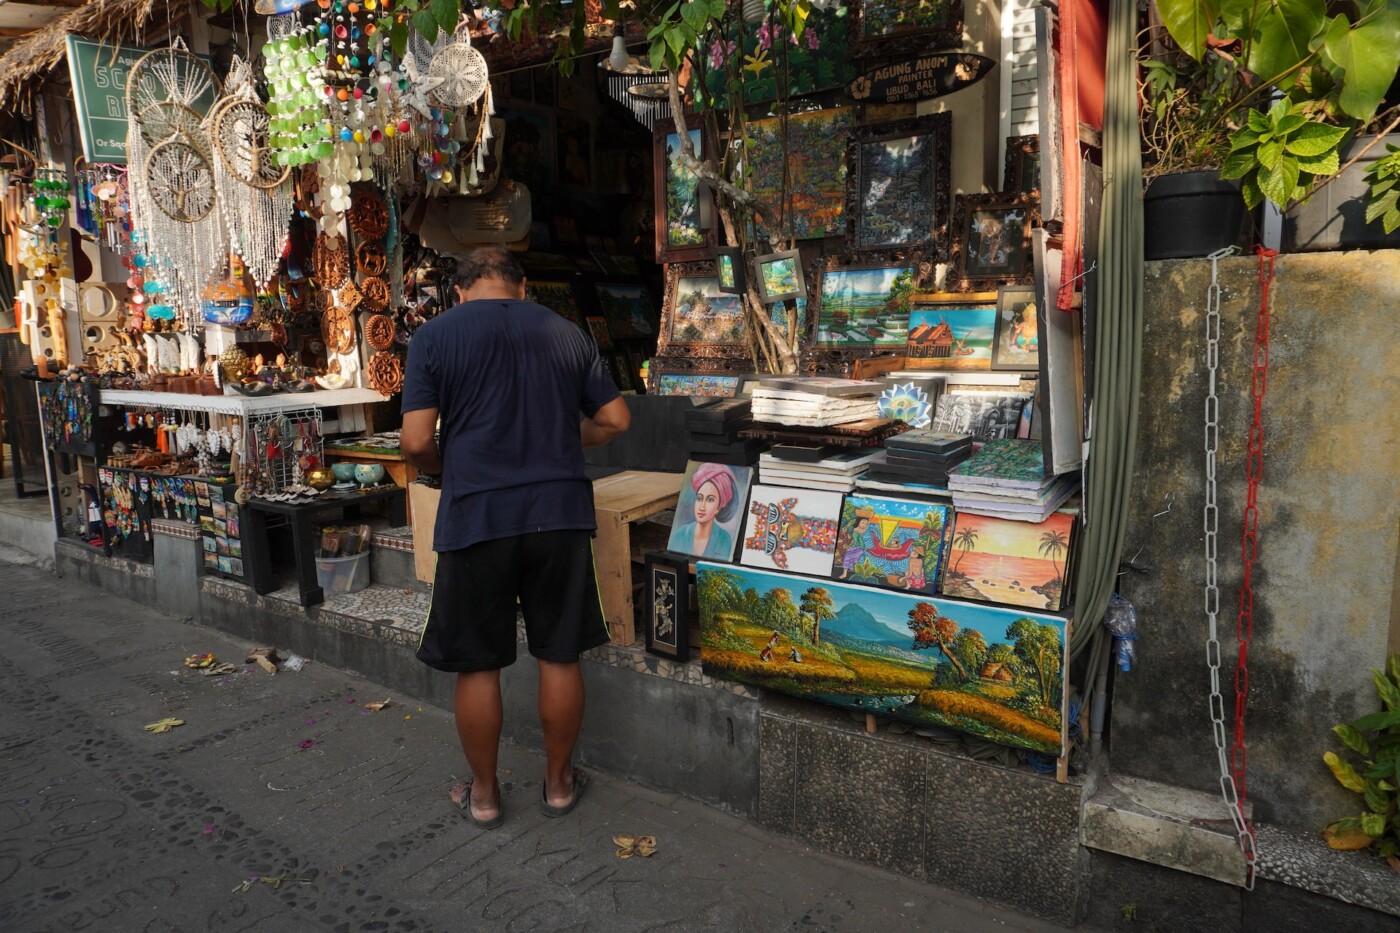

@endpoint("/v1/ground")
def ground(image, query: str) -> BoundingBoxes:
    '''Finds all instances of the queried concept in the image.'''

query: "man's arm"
[401,408,443,476]
[581,396,630,448]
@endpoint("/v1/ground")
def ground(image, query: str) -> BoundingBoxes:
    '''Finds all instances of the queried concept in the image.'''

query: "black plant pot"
[1143,171,1257,260]
[1282,133,1400,253]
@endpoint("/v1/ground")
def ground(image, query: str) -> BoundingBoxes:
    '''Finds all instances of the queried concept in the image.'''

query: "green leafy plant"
[1138,45,1242,177]
[1363,144,1400,233]
[1153,0,1400,211]
[1220,98,1348,209]
[1322,653,1400,869]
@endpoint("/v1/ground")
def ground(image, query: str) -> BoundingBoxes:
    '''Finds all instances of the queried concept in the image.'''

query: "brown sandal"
[451,778,504,830]
[540,767,588,818]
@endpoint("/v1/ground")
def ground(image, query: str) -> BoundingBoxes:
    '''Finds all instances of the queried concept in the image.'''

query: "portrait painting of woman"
[666,461,754,562]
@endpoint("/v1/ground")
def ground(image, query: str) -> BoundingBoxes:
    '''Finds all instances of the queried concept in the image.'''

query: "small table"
[591,471,683,646]
[244,484,407,607]
[325,445,419,523]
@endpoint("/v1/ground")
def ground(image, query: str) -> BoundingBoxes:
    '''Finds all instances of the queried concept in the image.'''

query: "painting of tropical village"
[815,266,915,346]
[699,563,1068,754]
[664,128,705,248]
[748,109,852,241]
[526,281,582,326]
[943,511,1076,611]
[668,275,746,345]
[905,305,996,370]
[833,495,952,595]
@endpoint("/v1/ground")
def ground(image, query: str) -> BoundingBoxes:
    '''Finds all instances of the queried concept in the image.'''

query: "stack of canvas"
[758,446,884,493]
[685,398,765,466]
[947,439,1079,522]
[860,430,973,492]
[750,377,883,427]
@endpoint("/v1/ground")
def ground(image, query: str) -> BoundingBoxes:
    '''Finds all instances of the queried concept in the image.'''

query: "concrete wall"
[1113,250,1400,832]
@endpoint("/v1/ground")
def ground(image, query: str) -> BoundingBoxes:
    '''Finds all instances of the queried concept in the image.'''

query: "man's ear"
[454,285,470,304]
[516,277,528,300]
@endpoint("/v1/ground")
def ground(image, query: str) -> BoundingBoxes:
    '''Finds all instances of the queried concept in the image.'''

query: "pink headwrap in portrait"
[691,462,736,511]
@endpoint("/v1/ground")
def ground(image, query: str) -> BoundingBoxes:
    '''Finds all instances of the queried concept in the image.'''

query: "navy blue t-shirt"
[401,299,620,551]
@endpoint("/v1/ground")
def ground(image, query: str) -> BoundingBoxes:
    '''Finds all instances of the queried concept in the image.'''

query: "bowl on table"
[330,462,358,484]
[352,463,386,488]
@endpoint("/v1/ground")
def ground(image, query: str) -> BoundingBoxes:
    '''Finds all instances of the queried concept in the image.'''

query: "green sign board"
[64,37,215,164]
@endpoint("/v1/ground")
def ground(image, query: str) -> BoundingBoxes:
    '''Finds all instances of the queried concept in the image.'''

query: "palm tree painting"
[945,512,1076,611]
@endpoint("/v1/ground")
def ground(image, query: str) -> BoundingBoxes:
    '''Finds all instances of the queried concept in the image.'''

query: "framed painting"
[645,354,753,392]
[813,260,916,348]
[667,460,755,562]
[611,351,640,392]
[526,281,582,326]
[498,106,556,193]
[904,300,997,371]
[585,315,613,350]
[931,391,1033,440]
[948,193,1038,291]
[653,120,715,263]
[854,0,965,58]
[1003,135,1041,195]
[594,283,656,339]
[739,484,846,577]
[943,510,1076,611]
[645,551,692,662]
[754,250,806,304]
[876,379,938,428]
[700,4,856,108]
[833,495,953,595]
[847,112,952,256]
[716,246,746,296]
[556,114,592,186]
[991,286,1039,371]
[658,261,749,360]
[653,373,742,397]
[697,562,1069,755]
[744,108,854,243]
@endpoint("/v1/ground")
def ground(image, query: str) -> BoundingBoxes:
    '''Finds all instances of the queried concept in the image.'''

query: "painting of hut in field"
[698,563,1069,755]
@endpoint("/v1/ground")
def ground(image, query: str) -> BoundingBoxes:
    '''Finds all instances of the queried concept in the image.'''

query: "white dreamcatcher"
[418,22,498,189]
[209,58,294,290]
[126,40,226,327]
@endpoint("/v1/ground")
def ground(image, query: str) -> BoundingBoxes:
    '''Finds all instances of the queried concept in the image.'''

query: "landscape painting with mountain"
[698,563,1068,754]
[815,266,915,346]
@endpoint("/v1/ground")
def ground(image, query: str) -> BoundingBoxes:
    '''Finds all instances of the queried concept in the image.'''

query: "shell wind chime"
[405,21,496,192]
[125,40,226,329]
[207,57,295,291]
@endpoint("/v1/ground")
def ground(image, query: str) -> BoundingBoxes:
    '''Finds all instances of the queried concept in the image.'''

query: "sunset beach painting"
[942,511,1075,611]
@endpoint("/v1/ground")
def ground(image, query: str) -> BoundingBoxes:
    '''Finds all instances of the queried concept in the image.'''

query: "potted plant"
[1138,36,1259,258]
[1154,0,1400,252]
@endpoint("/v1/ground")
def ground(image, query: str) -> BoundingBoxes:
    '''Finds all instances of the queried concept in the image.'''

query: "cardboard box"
[409,482,441,584]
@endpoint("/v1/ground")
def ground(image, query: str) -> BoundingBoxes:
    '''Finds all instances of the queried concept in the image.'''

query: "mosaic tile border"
[196,572,756,699]
[370,533,414,553]
[151,520,199,541]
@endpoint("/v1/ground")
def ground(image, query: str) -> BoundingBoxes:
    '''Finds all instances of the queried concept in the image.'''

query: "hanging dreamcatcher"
[427,25,490,111]
[145,138,216,223]
[125,40,225,328]
[209,58,295,290]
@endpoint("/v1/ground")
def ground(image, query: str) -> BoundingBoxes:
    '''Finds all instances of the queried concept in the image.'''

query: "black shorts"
[416,529,610,672]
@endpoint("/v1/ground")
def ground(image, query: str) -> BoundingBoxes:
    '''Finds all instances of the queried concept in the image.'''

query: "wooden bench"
[591,470,682,646]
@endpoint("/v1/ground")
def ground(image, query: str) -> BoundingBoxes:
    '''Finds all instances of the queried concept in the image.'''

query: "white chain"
[1203,245,1256,888]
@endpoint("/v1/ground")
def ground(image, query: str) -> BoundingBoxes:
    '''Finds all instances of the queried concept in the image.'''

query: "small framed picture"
[1003,135,1040,195]
[991,286,1040,371]
[753,249,805,304]
[585,316,613,350]
[644,551,691,662]
[948,193,1038,291]
[716,246,746,295]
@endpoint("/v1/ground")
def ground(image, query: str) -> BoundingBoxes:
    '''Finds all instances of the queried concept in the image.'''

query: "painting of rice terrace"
[698,563,1068,754]
[815,265,915,346]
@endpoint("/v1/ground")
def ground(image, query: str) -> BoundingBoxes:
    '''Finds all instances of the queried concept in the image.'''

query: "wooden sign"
[847,53,995,105]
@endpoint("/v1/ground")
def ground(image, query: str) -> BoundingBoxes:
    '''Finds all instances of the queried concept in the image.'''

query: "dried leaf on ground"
[1323,822,1373,851]
[144,718,185,734]
[613,833,658,858]
[202,663,238,677]
[363,698,391,711]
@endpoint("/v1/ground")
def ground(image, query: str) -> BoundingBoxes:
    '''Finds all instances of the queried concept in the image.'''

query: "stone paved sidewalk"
[0,558,1075,932]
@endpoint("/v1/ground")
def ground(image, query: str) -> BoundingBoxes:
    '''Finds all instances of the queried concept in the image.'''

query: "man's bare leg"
[454,670,503,820]
[538,659,585,807]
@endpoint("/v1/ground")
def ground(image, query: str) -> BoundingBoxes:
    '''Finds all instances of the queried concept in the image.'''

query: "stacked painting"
[698,563,1069,755]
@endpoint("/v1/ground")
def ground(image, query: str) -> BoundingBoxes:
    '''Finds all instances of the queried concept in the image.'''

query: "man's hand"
[401,407,444,476]
[582,397,631,448]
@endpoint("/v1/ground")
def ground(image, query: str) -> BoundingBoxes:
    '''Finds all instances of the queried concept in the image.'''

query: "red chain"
[1233,246,1275,852]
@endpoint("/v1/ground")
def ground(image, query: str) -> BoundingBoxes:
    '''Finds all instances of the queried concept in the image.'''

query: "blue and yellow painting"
[815,266,915,346]
[905,305,996,370]
[833,495,952,595]
[698,563,1068,754]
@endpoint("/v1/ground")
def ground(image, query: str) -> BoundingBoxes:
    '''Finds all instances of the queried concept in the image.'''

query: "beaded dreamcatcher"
[427,26,490,111]
[209,58,294,290]
[125,41,225,327]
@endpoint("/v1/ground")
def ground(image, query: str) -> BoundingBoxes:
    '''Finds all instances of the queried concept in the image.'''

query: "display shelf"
[98,387,387,414]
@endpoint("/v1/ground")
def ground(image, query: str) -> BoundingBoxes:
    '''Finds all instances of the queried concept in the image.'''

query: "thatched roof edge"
[0,0,172,117]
